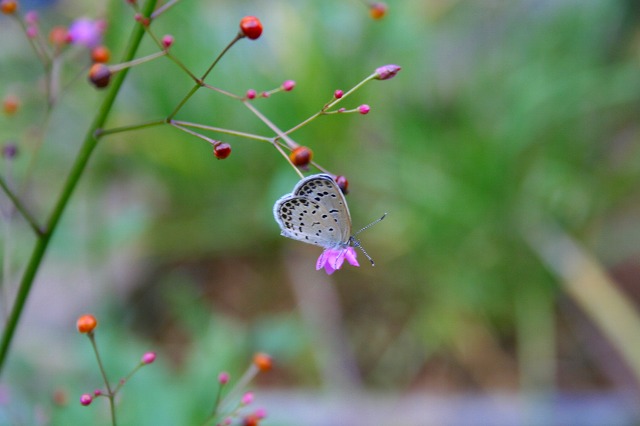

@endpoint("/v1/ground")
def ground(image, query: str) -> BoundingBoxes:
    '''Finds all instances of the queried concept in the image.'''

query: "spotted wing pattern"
[274,174,351,248]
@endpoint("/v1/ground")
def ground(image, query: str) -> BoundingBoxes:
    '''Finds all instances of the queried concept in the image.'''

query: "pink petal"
[345,247,359,267]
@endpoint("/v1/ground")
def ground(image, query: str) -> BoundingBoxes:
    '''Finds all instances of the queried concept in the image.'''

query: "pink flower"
[68,18,105,48]
[316,247,359,275]
[358,104,371,115]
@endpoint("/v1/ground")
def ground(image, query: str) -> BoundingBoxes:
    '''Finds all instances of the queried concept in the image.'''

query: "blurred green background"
[2,0,640,424]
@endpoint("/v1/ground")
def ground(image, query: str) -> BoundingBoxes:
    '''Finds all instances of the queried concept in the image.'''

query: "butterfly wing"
[274,195,347,248]
[291,174,352,242]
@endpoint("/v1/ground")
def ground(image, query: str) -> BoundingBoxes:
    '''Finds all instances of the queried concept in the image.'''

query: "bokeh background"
[2,0,640,424]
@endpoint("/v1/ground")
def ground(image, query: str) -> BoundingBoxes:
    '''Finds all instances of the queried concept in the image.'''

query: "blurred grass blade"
[525,224,640,386]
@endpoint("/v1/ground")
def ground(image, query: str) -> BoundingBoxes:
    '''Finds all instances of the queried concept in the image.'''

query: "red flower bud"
[239,16,263,40]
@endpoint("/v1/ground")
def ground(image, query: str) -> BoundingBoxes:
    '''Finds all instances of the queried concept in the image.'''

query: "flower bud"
[141,352,156,364]
[374,64,401,80]
[289,146,313,168]
[79,394,92,406]
[239,16,263,40]
[214,143,231,159]
[253,353,273,372]
[369,2,387,20]
[334,175,349,194]
[358,104,370,115]
[76,314,98,333]
[88,63,112,89]
[3,94,20,115]
[161,34,174,49]
[281,80,295,91]
[91,46,111,63]
[334,89,343,99]
[0,0,17,14]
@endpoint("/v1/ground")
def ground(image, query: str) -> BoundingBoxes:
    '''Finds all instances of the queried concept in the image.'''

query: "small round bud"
[374,64,401,80]
[218,372,230,384]
[333,90,343,99]
[2,143,18,159]
[243,414,260,426]
[26,26,37,38]
[0,0,17,14]
[358,104,370,115]
[141,351,156,364]
[246,89,257,99]
[93,389,102,396]
[3,94,20,115]
[161,35,174,49]
[49,26,70,47]
[76,314,98,333]
[289,146,313,168]
[253,353,273,372]
[239,16,263,40]
[134,13,150,27]
[337,107,346,113]
[369,2,387,20]
[79,394,93,406]
[25,10,38,25]
[241,392,254,406]
[52,388,68,406]
[254,408,267,419]
[282,80,295,91]
[334,175,349,195]
[214,143,231,159]
[260,91,270,98]
[88,63,112,89]
[91,46,111,63]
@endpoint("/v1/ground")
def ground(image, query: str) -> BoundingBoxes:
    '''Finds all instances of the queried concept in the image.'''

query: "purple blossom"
[316,247,359,274]
[68,18,105,48]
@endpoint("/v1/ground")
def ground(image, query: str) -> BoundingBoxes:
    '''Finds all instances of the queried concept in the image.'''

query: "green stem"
[0,0,159,376]
[0,175,44,236]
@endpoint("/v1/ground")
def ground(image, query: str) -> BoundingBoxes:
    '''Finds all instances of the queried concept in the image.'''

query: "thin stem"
[150,0,181,19]
[167,34,243,121]
[201,83,242,99]
[0,175,44,236]
[242,101,299,148]
[108,50,167,73]
[172,120,272,143]
[96,119,166,138]
[282,73,377,138]
[88,333,116,425]
[0,0,159,377]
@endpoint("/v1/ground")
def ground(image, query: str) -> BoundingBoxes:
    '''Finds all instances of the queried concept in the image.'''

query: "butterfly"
[273,174,385,272]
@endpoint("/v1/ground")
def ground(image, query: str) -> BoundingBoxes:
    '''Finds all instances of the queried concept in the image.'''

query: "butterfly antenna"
[353,213,387,237]
[350,237,376,266]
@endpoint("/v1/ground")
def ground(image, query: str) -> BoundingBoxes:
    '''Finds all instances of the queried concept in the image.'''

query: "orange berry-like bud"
[88,63,111,89]
[289,146,313,168]
[91,46,111,63]
[253,352,273,372]
[239,16,263,40]
[334,175,349,195]
[0,0,18,14]
[243,414,260,426]
[3,94,20,115]
[49,26,69,46]
[76,314,98,333]
[369,2,387,20]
